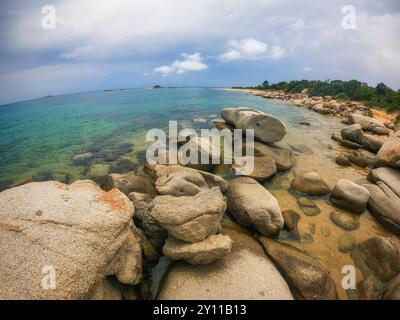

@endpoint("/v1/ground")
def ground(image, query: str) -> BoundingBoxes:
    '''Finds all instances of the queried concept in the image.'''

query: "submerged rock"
[338,233,356,253]
[158,248,294,300]
[297,197,321,216]
[259,238,338,300]
[282,210,301,240]
[0,180,142,299]
[330,179,370,214]
[291,172,330,196]
[227,177,283,236]
[149,187,226,243]
[162,234,232,265]
[221,107,287,143]
[73,152,94,165]
[330,211,360,231]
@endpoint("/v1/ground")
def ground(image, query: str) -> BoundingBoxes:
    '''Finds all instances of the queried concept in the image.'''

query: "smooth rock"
[368,167,400,198]
[259,238,338,300]
[249,142,293,171]
[376,130,400,168]
[162,234,232,265]
[362,134,385,153]
[149,187,226,243]
[341,124,363,145]
[350,114,385,131]
[158,248,294,300]
[232,156,277,181]
[348,149,376,168]
[382,274,400,300]
[0,180,142,299]
[227,177,283,236]
[297,197,321,216]
[335,155,351,166]
[221,107,287,143]
[330,179,370,213]
[291,172,330,196]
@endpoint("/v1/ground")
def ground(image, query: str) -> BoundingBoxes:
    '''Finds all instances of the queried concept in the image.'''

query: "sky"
[0,0,399,105]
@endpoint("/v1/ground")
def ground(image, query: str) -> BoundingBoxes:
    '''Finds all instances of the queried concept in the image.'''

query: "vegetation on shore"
[234,79,400,111]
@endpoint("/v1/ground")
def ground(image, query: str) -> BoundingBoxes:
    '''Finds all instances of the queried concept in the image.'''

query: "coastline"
[226,88,398,127]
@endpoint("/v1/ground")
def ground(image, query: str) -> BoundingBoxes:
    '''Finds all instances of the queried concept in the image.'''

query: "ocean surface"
[0,88,340,189]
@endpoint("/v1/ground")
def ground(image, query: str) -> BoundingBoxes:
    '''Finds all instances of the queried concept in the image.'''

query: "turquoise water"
[0,88,335,189]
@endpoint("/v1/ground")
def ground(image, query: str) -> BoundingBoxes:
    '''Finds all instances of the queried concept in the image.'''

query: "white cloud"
[60,46,93,59]
[303,66,311,72]
[155,53,208,75]
[219,38,285,61]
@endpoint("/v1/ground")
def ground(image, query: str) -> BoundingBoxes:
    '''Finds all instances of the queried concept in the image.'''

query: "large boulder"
[102,173,157,197]
[291,172,330,196]
[360,169,400,235]
[153,165,227,195]
[232,156,277,181]
[259,238,338,300]
[362,134,385,153]
[162,234,232,265]
[330,179,370,213]
[227,177,283,236]
[0,180,142,299]
[149,187,226,243]
[357,237,400,283]
[376,130,400,168]
[157,248,294,300]
[350,114,386,131]
[221,107,287,143]
[341,124,364,145]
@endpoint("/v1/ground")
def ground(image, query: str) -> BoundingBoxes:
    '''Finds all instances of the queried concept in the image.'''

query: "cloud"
[219,38,285,61]
[303,66,311,72]
[155,53,208,75]
[60,46,93,59]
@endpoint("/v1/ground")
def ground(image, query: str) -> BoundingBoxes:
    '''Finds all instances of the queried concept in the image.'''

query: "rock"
[350,114,385,131]
[297,197,321,216]
[226,177,283,236]
[282,210,301,240]
[149,187,226,243]
[103,173,157,197]
[360,168,400,234]
[299,121,310,126]
[153,165,227,195]
[338,233,356,253]
[250,142,293,171]
[291,172,330,196]
[110,158,137,173]
[128,192,167,250]
[157,248,293,300]
[382,274,400,300]
[320,226,331,238]
[221,107,287,143]
[86,163,110,182]
[259,238,338,300]
[348,149,376,168]
[330,211,360,230]
[367,167,400,198]
[362,134,385,153]
[73,152,93,165]
[357,237,400,282]
[232,156,277,181]
[341,124,363,145]
[0,180,142,299]
[376,130,400,168]
[11,176,35,188]
[373,126,391,135]
[335,155,351,166]
[162,234,232,265]
[362,182,400,235]
[330,179,370,214]
[341,139,363,149]
[212,119,234,131]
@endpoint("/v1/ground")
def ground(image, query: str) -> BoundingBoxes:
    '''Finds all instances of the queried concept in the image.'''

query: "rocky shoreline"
[1,102,399,300]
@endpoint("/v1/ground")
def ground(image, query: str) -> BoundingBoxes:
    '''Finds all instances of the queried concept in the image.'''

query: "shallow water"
[1,88,399,299]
